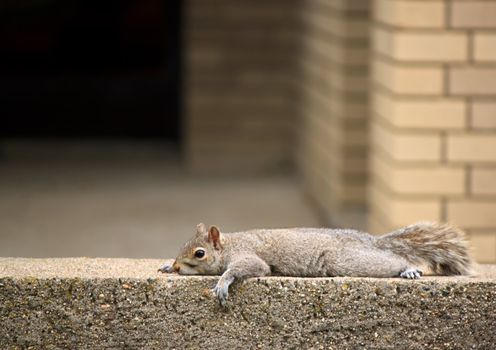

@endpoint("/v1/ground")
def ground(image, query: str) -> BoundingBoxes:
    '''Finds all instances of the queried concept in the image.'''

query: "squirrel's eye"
[194,249,205,259]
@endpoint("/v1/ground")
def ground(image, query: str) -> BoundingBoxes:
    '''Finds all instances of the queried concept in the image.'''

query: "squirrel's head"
[171,223,224,275]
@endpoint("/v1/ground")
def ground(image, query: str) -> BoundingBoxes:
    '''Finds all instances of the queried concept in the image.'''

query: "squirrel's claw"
[400,268,422,279]
[212,283,229,307]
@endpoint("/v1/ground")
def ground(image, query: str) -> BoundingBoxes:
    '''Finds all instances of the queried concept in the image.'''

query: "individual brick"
[329,69,369,94]
[394,32,468,62]
[373,27,394,57]
[372,122,442,161]
[367,213,393,236]
[327,45,369,66]
[370,186,442,227]
[452,1,496,29]
[472,102,496,129]
[474,32,496,61]
[373,59,444,95]
[469,231,496,263]
[307,9,369,40]
[390,199,441,227]
[374,28,468,62]
[448,200,496,228]
[329,15,370,40]
[373,92,466,129]
[450,67,496,95]
[329,98,368,120]
[471,168,496,195]
[374,0,445,28]
[447,134,496,162]
[325,0,370,11]
[374,156,465,195]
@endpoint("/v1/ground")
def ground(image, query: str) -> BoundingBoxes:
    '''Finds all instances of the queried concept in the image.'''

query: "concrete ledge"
[1,258,495,348]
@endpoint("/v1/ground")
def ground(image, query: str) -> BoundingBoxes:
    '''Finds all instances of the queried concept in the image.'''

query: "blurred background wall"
[183,0,496,263]
[1,0,495,263]
[184,0,302,173]
[297,0,370,229]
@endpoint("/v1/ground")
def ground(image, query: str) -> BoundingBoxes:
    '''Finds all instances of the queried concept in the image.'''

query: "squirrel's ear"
[196,223,206,236]
[208,225,222,250]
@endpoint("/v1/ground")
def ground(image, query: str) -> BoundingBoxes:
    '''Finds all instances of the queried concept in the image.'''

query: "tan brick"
[329,14,369,40]
[474,33,496,61]
[327,44,369,66]
[307,10,368,40]
[396,32,467,62]
[370,186,442,226]
[469,231,496,263]
[329,99,368,120]
[375,158,466,195]
[472,102,496,129]
[373,27,393,58]
[450,67,496,95]
[472,168,496,195]
[452,1,496,29]
[325,0,369,11]
[372,123,442,161]
[373,28,467,62]
[330,71,369,94]
[367,214,392,236]
[374,0,445,28]
[389,199,441,227]
[448,200,496,228]
[393,167,465,195]
[373,92,466,129]
[447,134,496,162]
[373,59,444,95]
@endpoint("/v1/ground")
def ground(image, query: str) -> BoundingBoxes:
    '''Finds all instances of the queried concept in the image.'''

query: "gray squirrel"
[159,222,473,306]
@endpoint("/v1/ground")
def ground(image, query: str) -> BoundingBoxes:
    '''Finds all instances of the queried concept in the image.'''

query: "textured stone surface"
[1,258,495,349]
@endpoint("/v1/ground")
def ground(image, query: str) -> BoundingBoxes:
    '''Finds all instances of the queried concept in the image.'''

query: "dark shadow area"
[0,0,182,139]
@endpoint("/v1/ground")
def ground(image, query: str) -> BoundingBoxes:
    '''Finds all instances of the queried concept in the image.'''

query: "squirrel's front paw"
[400,268,422,279]
[212,281,230,307]
[158,259,175,273]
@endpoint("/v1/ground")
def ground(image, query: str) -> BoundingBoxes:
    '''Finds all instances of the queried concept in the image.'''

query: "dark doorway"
[0,0,182,140]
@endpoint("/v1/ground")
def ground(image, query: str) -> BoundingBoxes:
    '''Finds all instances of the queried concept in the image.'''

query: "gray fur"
[162,222,473,306]
[375,222,473,276]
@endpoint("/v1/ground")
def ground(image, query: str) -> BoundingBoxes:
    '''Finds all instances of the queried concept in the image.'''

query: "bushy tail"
[376,222,473,275]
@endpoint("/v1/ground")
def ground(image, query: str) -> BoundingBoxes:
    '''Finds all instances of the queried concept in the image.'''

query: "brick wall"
[369,0,496,263]
[297,0,370,227]
[183,0,301,173]
[184,0,496,262]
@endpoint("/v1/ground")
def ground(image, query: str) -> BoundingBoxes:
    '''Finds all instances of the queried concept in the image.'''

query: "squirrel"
[158,222,473,306]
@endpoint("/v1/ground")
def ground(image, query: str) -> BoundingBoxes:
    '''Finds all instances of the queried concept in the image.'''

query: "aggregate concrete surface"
[1,258,495,349]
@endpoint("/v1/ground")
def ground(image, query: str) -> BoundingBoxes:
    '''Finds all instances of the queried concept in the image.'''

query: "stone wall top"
[1,258,495,348]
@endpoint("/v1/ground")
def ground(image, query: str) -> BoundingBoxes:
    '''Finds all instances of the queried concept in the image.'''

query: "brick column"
[183,0,301,174]
[369,0,496,263]
[297,0,370,228]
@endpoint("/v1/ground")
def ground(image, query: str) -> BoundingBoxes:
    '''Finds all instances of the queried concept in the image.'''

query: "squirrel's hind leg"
[400,268,423,279]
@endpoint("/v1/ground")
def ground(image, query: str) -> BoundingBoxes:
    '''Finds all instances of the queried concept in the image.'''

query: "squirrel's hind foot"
[400,268,422,279]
